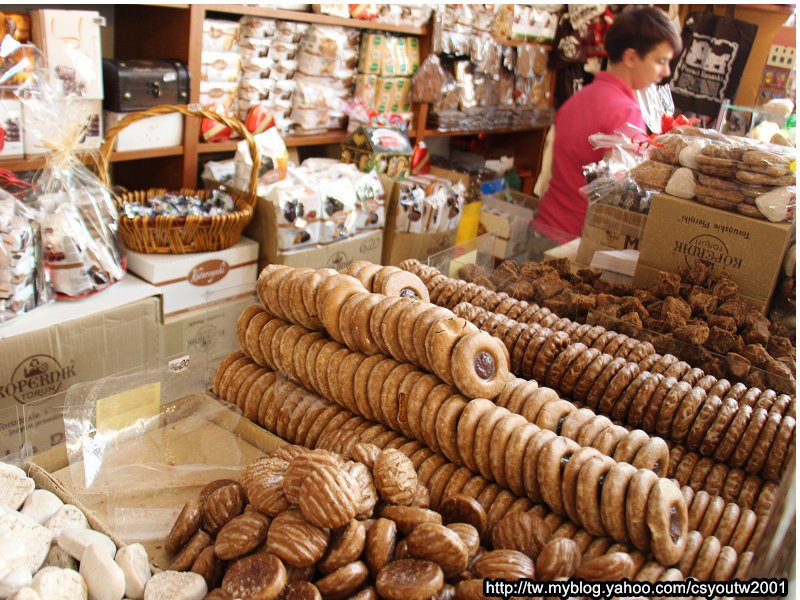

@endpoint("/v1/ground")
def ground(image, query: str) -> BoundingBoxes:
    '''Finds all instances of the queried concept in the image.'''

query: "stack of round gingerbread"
[210,360,761,584]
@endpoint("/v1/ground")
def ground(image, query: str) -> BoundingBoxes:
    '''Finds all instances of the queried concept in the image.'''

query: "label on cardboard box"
[577,203,648,266]
[634,193,793,312]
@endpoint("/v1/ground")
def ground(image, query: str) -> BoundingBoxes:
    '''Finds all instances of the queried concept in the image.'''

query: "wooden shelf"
[422,126,549,138]
[203,5,429,35]
[198,130,349,154]
[0,146,185,172]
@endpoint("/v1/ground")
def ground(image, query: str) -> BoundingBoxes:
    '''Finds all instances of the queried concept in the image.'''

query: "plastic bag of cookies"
[267,182,321,250]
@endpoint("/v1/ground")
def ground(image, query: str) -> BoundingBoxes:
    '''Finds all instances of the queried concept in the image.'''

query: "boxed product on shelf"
[358,33,419,76]
[0,97,24,158]
[0,275,161,454]
[479,194,535,259]
[375,76,412,114]
[200,50,242,82]
[125,236,259,317]
[104,111,183,152]
[199,80,238,112]
[340,125,413,177]
[203,18,239,52]
[102,59,190,112]
[30,9,104,100]
[634,193,795,313]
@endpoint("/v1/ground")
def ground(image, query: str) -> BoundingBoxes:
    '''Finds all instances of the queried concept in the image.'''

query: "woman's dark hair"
[604,7,682,63]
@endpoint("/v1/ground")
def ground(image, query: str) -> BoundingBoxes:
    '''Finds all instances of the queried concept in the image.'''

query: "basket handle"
[98,104,261,203]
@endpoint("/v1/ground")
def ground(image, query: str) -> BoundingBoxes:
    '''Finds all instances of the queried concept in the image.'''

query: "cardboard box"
[0,275,162,455]
[125,237,259,317]
[479,195,534,259]
[375,77,411,114]
[104,111,183,152]
[577,203,648,267]
[634,194,794,313]
[358,33,384,75]
[0,98,23,159]
[383,228,458,266]
[31,9,104,99]
[23,99,102,155]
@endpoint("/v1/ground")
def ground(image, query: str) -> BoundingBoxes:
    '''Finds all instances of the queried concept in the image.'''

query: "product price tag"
[96,382,161,431]
[169,355,191,373]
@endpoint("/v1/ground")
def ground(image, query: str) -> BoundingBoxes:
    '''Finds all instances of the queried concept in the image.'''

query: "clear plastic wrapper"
[200,50,241,82]
[202,19,239,52]
[637,83,675,134]
[0,187,50,321]
[233,128,288,190]
[239,16,276,39]
[5,36,124,299]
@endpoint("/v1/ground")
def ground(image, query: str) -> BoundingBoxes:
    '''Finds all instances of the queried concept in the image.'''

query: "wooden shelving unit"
[3,5,554,192]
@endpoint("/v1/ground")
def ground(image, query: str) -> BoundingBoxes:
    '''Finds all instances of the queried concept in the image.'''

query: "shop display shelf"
[422,125,549,138]
[0,145,185,172]
[203,4,429,35]
[198,131,349,154]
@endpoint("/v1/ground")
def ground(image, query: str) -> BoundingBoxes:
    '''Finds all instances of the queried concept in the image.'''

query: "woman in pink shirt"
[535,8,682,241]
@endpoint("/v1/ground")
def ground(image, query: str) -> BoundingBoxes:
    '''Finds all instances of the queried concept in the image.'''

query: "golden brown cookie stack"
[447,299,794,485]
[254,263,510,400]
[210,360,760,585]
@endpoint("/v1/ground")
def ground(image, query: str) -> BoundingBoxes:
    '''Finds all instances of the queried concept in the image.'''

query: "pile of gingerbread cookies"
[630,126,795,223]
[198,260,787,589]
[211,363,760,588]
[444,257,795,393]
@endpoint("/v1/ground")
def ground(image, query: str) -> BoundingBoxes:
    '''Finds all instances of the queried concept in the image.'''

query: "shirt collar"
[594,71,637,101]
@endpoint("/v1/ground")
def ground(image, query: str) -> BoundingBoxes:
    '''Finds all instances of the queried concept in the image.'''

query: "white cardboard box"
[479,195,534,259]
[31,9,104,100]
[125,237,259,316]
[0,98,24,159]
[104,111,183,152]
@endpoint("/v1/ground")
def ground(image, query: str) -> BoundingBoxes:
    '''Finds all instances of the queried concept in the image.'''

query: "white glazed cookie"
[31,566,87,600]
[0,512,53,573]
[0,566,33,598]
[143,571,207,600]
[20,490,64,526]
[79,545,125,600]
[58,529,116,561]
[115,544,151,600]
[45,506,89,538]
[0,463,35,511]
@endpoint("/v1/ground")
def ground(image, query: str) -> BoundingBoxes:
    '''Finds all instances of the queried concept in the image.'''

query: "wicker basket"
[99,104,260,254]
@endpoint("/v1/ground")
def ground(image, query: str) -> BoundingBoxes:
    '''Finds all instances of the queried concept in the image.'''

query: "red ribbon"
[630,132,664,152]
[661,114,701,134]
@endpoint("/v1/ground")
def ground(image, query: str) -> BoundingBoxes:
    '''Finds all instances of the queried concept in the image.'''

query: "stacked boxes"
[354,33,419,115]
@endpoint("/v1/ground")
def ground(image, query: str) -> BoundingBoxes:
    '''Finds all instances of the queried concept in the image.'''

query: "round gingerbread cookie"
[612,370,650,423]
[381,297,418,364]
[535,400,576,435]
[625,373,664,429]
[403,374,441,442]
[711,502,740,548]
[599,362,640,416]
[624,468,659,552]
[723,382,748,402]
[558,408,596,442]
[728,407,769,469]
[509,326,536,374]
[519,387,559,425]
[544,342,584,390]
[320,346,350,405]
[570,352,610,403]
[702,463,729,497]
[338,292,371,353]
[761,414,794,480]
[236,305,265,353]
[649,354,679,376]
[662,360,691,381]
[591,425,628,458]
[668,387,707,444]
[693,374,717,393]
[575,454,616,537]
[367,295,401,355]
[435,396,469,466]
[684,394,722,451]
[600,462,637,544]
[603,333,629,358]
[521,429,557,504]
[395,370,425,438]
[495,376,526,409]
[538,313,560,329]
[503,424,538,498]
[396,300,433,367]
[679,368,704,388]
[451,332,510,400]
[655,381,694,438]
[585,357,627,411]
[354,262,384,292]
[713,404,753,463]
[727,509,757,554]
[614,337,641,360]
[380,363,416,432]
[471,405,508,480]
[256,265,289,316]
[426,317,478,386]
[501,322,529,360]
[277,267,313,324]
[536,436,580,516]
[706,378,730,399]
[560,348,601,398]
[212,351,245,397]
[645,479,688,566]
[278,324,308,378]
[689,535,722,581]
[672,451,700,487]
[626,342,656,364]
[687,457,715,490]
[579,325,606,348]
[334,351,367,414]
[410,306,450,372]
[241,370,278,422]
[738,386,762,410]
[455,399,496,473]
[641,376,679,434]
[612,429,649,464]
[632,438,670,477]
[320,282,365,344]
[561,446,602,526]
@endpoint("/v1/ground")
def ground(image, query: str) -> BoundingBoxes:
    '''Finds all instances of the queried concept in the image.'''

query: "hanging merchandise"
[669,6,758,124]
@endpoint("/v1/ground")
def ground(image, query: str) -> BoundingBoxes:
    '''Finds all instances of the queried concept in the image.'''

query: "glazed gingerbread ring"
[455,399,496,473]
[739,386,763,410]
[371,266,403,294]
[472,405,509,481]
[575,455,616,537]
[255,263,286,302]
[404,375,442,443]
[600,462,637,544]
[585,357,627,411]
[550,317,573,333]
[538,313,561,331]
[576,414,614,448]
[752,389,777,413]
[676,530,704,576]
[769,394,793,417]
[693,374,717,393]
[278,324,308,377]
[719,468,745,504]
[285,394,325,444]
[703,463,730,497]
[368,296,401,355]
[578,325,605,348]
[592,425,628,458]
[698,494,726,537]
[338,292,372,353]
[536,436,580,517]
[426,277,451,306]
[655,381,694,438]
[615,336,640,360]
[508,327,535,374]
[522,430,557,504]
[559,408,597,442]
[237,305,265,351]
[495,297,520,317]
[679,482,694,508]
[685,395,722,451]
[447,282,477,311]
[242,371,277,422]
[213,352,245,396]
[640,377,678,434]
[668,387,707,444]
[598,362,639,415]
[737,475,763,512]
[482,313,508,336]
[612,429,649,464]
[520,387,560,425]
[625,468,659,552]
[426,317,478,386]
[535,400,576,435]
[419,385,454,454]
[368,360,406,426]
[381,270,430,302]
[438,282,466,310]
[435,396,469,466]
[412,306,452,372]
[673,452,701,487]
[560,347,600,397]
[637,352,662,373]
[613,370,652,422]
[451,332,509,400]
[649,354,679,376]
[687,456,715,490]
[395,371,426,438]
[662,360,691,381]
[492,318,517,352]
[666,446,686,480]
[572,352,613,403]
[381,297,419,364]
[228,362,261,408]
[311,341,341,401]
[488,413,528,489]
[380,363,416,432]
[501,322,529,359]
[258,265,291,318]
[626,374,665,429]
[590,331,618,355]
[687,490,711,531]
[724,382,748,402]
[299,338,326,394]
[278,267,313,324]
[354,263,384,292]
[506,379,541,415]
[561,447,602,526]
[705,378,730,399]
[626,342,656,365]
[729,407,769,469]
[397,302,434,367]
[712,501,740,547]
[347,354,380,422]
[217,356,253,401]
[571,323,594,344]
[762,415,795,480]
[519,329,552,379]
[727,509,757,554]
[502,425,537,499]
[713,404,753,463]
[321,283,367,345]
[710,545,738,581]
[495,377,526,409]
[634,560,666,583]
[689,535,721,580]
[603,334,630,358]
[646,479,687,567]
[745,517,769,553]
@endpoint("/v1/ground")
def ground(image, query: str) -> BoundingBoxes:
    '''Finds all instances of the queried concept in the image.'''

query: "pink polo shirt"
[535,72,646,241]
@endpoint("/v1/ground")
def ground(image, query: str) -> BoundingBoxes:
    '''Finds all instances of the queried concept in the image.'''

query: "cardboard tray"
[31,392,285,570]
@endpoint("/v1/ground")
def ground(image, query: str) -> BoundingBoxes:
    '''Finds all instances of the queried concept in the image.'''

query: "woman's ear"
[621,47,640,68]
